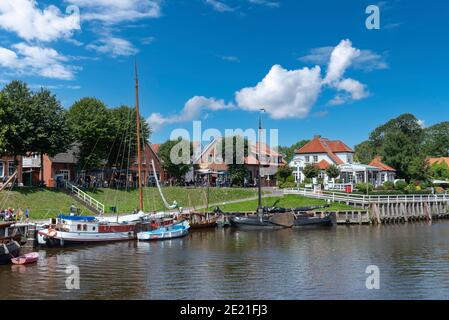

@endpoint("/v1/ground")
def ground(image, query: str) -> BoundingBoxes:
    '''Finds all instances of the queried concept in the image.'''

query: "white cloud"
[0,43,76,80]
[329,78,369,105]
[324,39,360,84]
[148,96,235,131]
[66,0,162,24]
[151,39,376,129]
[0,0,80,42]
[235,64,322,119]
[248,0,280,8]
[204,0,235,12]
[299,45,388,72]
[86,37,138,57]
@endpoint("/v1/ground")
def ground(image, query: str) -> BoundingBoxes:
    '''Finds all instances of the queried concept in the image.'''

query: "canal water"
[1,221,449,300]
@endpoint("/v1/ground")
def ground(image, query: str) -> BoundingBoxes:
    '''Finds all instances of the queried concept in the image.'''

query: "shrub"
[356,182,374,193]
[395,180,407,191]
[383,181,394,190]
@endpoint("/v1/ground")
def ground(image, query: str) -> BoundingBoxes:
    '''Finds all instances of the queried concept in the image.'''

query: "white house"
[289,136,395,188]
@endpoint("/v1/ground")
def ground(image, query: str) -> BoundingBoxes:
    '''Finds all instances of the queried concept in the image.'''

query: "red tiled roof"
[369,156,396,171]
[315,159,330,170]
[427,157,449,167]
[151,144,160,155]
[296,136,353,165]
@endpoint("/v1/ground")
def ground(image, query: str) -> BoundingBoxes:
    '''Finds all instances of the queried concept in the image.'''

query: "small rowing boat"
[11,252,39,265]
[137,220,190,241]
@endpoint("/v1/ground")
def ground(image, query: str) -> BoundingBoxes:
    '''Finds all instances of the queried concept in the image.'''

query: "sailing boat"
[229,110,296,229]
[37,62,161,247]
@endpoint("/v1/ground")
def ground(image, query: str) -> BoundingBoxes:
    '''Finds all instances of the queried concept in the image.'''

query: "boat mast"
[257,109,265,215]
[134,59,144,212]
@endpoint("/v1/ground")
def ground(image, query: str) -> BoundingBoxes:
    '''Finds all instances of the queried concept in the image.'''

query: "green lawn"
[0,187,89,220]
[214,194,357,212]
[86,187,261,214]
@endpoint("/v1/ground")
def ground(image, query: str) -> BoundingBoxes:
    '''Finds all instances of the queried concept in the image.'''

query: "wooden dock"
[284,188,449,224]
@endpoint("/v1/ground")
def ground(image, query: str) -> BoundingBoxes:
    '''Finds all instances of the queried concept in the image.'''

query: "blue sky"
[0,0,448,148]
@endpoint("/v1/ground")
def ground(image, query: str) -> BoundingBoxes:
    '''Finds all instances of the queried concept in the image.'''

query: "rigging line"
[139,117,153,212]
[106,106,130,206]
[112,107,133,211]
[0,173,17,210]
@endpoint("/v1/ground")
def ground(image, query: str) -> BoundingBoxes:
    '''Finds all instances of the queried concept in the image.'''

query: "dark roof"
[49,145,79,164]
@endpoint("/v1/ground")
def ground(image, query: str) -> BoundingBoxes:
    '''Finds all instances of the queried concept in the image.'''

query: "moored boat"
[37,215,138,247]
[137,220,190,241]
[0,240,20,265]
[11,252,39,265]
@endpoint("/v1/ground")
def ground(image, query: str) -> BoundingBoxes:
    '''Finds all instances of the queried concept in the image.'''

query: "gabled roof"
[428,157,449,167]
[369,156,396,172]
[315,159,331,170]
[296,136,353,165]
[151,143,160,155]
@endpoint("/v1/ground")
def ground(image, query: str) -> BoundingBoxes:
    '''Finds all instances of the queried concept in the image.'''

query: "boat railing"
[64,181,105,214]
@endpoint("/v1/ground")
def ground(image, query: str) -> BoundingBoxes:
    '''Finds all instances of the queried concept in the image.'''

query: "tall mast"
[257,109,264,215]
[135,59,144,212]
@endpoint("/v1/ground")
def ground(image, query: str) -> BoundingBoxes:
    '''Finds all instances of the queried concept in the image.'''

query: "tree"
[303,164,319,179]
[276,165,293,184]
[0,81,34,157]
[278,139,309,163]
[67,98,114,171]
[423,122,449,157]
[355,114,426,181]
[354,140,376,164]
[29,89,72,184]
[158,139,193,183]
[221,135,249,187]
[431,161,449,180]
[326,164,340,180]
[108,105,151,168]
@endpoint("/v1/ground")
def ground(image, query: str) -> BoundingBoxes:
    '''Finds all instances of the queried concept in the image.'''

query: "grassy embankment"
[0,187,261,219]
[215,194,356,212]
[1,187,356,219]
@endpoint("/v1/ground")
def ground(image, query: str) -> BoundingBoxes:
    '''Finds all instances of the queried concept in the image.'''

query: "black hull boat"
[294,212,335,227]
[230,212,296,230]
[0,240,21,265]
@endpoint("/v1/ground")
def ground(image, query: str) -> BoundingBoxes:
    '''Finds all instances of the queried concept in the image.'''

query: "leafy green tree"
[354,140,376,164]
[431,161,449,180]
[276,165,293,184]
[67,98,114,171]
[30,89,72,183]
[0,81,34,158]
[108,105,151,168]
[278,139,309,163]
[326,164,340,180]
[220,135,249,187]
[303,164,319,179]
[423,122,449,157]
[158,139,193,183]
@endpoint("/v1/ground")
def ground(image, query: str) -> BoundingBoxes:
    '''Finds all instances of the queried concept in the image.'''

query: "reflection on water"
[1,221,449,300]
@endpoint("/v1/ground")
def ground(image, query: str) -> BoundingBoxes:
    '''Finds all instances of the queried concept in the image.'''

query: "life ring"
[48,229,58,238]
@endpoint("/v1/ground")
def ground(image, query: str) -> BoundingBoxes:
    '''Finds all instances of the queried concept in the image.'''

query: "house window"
[305,156,310,163]
[57,169,70,181]
[8,161,15,176]
[313,156,318,163]
[0,162,4,178]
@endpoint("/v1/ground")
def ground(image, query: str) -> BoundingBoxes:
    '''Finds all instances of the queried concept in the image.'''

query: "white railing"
[65,181,105,214]
[283,188,449,205]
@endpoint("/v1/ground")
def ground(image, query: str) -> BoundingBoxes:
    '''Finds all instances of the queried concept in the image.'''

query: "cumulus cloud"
[66,0,162,24]
[299,45,388,72]
[148,39,379,129]
[0,43,77,80]
[86,37,139,57]
[148,96,235,131]
[0,0,80,42]
[235,65,322,119]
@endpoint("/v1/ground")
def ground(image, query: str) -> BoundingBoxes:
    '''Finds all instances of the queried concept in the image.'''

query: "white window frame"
[57,169,70,181]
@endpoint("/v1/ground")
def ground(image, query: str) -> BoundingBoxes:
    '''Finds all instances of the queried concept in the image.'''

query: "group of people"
[0,207,29,222]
